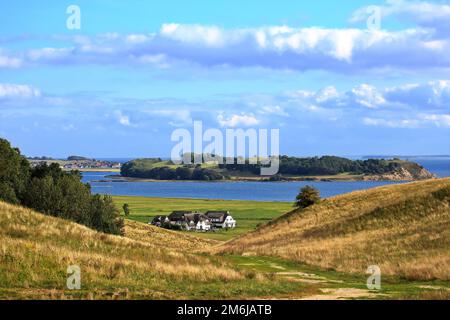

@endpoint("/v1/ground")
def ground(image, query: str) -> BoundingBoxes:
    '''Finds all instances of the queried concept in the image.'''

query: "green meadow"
[112,196,294,241]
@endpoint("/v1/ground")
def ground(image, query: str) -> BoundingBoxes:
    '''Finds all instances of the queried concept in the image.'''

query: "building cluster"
[150,211,236,232]
[62,160,121,170]
[28,159,121,170]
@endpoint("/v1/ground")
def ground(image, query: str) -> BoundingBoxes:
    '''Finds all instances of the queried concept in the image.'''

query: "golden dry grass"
[1,201,301,299]
[123,219,218,251]
[217,178,450,281]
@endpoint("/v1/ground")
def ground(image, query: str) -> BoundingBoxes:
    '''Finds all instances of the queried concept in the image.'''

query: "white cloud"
[385,80,450,108]
[217,113,260,127]
[125,34,153,44]
[145,109,192,126]
[362,117,419,128]
[27,47,72,61]
[284,80,450,112]
[132,54,170,68]
[258,105,289,117]
[315,86,340,103]
[0,84,41,99]
[349,84,386,108]
[363,113,450,128]
[1,19,448,72]
[161,23,229,47]
[351,0,450,37]
[0,53,22,68]
[421,114,450,127]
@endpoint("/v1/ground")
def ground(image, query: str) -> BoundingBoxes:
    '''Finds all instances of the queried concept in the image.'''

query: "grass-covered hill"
[120,156,435,181]
[217,178,450,281]
[0,200,304,299]
[2,183,450,300]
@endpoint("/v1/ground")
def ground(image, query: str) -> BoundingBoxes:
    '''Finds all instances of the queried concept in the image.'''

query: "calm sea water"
[83,157,449,202]
[403,157,450,178]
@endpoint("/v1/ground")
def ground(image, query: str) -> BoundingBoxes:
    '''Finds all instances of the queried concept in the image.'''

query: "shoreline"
[95,173,417,183]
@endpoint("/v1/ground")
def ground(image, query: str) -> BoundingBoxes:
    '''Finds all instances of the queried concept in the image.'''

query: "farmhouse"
[150,215,168,227]
[184,213,212,231]
[150,210,236,232]
[205,211,236,229]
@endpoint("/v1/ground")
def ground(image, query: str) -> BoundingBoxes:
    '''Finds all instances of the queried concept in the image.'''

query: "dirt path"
[268,262,382,300]
[300,288,380,300]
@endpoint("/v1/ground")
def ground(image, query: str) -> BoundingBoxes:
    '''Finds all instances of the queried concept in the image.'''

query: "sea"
[83,156,450,202]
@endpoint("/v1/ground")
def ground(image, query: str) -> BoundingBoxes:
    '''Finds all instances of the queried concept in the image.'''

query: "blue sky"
[0,0,449,157]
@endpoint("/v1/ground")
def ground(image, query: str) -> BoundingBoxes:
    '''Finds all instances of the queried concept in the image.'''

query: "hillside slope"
[123,219,218,250]
[217,178,450,280]
[0,201,298,299]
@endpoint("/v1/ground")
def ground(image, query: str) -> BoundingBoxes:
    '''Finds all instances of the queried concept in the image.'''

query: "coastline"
[97,173,423,183]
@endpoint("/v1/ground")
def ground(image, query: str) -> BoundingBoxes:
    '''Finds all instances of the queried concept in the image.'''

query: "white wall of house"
[222,215,236,228]
[196,220,211,231]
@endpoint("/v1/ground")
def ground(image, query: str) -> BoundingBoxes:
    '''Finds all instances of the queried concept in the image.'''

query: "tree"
[295,185,320,208]
[122,203,130,216]
[90,195,124,235]
[0,137,124,236]
[0,138,30,204]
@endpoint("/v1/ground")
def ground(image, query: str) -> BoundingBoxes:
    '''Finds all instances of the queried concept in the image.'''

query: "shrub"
[294,185,321,208]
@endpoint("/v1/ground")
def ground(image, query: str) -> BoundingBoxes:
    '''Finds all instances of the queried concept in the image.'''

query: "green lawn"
[112,196,294,241]
[221,255,450,300]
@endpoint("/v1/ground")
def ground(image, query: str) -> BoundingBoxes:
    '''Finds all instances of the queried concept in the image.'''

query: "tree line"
[221,155,402,175]
[121,162,226,180]
[121,155,404,180]
[0,138,124,235]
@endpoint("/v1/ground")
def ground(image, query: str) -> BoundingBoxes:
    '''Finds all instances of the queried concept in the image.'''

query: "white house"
[205,211,236,229]
[222,215,236,228]
[196,219,211,231]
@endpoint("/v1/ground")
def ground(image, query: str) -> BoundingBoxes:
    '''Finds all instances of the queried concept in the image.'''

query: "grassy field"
[112,196,293,241]
[218,178,450,281]
[2,179,450,300]
[0,201,308,299]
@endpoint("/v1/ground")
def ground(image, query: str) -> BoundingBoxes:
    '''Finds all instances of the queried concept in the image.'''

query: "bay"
[83,157,449,202]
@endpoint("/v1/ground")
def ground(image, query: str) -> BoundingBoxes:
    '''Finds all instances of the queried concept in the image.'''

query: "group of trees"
[121,155,405,181]
[0,138,124,235]
[121,161,226,181]
[221,155,402,176]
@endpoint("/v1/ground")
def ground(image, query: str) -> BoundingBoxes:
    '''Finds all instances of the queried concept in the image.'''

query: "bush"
[122,203,130,216]
[90,195,124,235]
[295,185,321,208]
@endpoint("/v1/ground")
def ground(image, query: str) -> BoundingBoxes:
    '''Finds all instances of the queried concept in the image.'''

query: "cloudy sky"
[0,0,449,157]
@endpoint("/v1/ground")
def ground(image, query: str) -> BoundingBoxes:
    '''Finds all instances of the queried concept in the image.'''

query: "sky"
[0,0,449,158]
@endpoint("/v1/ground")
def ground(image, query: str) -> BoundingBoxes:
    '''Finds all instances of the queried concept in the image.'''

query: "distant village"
[150,210,236,232]
[27,156,122,170]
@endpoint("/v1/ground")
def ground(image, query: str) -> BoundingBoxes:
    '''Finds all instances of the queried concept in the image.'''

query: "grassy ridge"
[0,201,306,299]
[112,196,293,241]
[2,185,449,299]
[218,178,450,281]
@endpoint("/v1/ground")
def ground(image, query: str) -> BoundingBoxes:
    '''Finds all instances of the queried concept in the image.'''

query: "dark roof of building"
[184,213,209,223]
[171,211,196,214]
[168,211,199,221]
[205,211,229,220]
